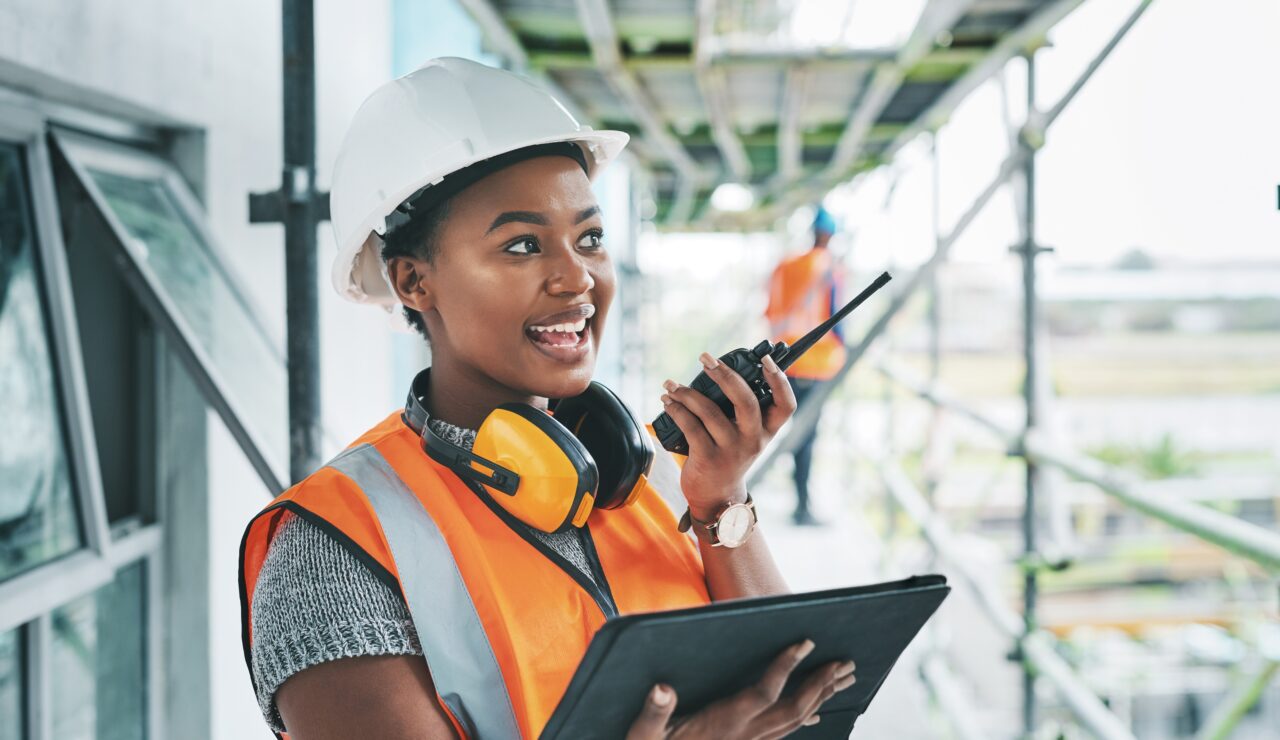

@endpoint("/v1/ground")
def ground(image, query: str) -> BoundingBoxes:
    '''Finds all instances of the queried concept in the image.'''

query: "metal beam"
[455,0,606,130]
[883,0,1086,162]
[1016,49,1042,736]
[825,63,902,183]
[693,0,751,182]
[1020,632,1137,740]
[1039,0,1155,135]
[750,0,1086,228]
[575,0,704,225]
[881,461,1022,637]
[705,40,897,66]
[877,361,1280,576]
[528,49,900,72]
[281,0,323,482]
[880,460,1137,740]
[455,0,529,67]
[824,0,977,181]
[1195,659,1280,740]
[775,65,811,183]
[1022,434,1280,575]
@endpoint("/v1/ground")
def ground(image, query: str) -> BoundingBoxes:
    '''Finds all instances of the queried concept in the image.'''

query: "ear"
[386,255,435,314]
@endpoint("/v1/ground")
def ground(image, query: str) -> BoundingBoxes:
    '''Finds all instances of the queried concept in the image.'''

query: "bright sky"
[653,0,1280,272]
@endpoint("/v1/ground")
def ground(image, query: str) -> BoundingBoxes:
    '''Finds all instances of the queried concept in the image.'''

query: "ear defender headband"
[403,370,655,533]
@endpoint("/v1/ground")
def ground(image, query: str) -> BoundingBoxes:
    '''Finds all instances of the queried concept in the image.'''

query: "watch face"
[717,505,753,547]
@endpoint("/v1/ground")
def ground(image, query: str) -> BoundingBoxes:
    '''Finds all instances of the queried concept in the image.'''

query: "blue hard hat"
[813,205,836,236]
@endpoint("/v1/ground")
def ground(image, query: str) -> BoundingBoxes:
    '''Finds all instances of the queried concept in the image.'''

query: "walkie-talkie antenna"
[775,271,892,371]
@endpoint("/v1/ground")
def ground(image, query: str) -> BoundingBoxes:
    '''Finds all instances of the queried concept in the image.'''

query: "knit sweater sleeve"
[250,511,423,733]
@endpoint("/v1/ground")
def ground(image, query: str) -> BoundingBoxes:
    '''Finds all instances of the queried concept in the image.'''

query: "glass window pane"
[51,561,147,740]
[0,627,21,740]
[0,143,82,581]
[85,168,287,476]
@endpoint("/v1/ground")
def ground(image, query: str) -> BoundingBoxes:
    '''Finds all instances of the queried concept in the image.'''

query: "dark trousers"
[788,378,824,515]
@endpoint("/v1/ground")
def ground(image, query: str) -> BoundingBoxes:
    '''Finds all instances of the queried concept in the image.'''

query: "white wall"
[0,1,397,736]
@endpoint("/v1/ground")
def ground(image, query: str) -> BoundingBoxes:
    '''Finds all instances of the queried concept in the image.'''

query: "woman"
[238,58,856,739]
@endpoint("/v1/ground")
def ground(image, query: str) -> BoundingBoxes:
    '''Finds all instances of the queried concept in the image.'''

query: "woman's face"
[411,155,615,400]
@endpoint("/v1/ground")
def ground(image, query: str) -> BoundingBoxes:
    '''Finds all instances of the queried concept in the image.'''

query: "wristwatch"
[678,493,757,548]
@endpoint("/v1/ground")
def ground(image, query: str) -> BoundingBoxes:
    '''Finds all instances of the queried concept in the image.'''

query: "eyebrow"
[486,206,600,234]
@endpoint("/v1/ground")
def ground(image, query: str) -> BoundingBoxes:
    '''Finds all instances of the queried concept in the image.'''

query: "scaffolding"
[745,1,1280,737]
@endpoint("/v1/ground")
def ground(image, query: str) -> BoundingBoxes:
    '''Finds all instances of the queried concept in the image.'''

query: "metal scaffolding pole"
[281,0,323,483]
[924,132,944,508]
[880,460,1137,740]
[880,360,1280,574]
[249,0,328,485]
[747,0,1156,493]
[1014,49,1045,738]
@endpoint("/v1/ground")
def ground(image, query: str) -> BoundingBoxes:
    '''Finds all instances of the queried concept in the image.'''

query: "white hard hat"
[330,57,630,307]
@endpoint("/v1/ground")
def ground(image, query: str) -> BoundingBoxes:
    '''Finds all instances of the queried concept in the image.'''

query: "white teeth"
[529,318,588,333]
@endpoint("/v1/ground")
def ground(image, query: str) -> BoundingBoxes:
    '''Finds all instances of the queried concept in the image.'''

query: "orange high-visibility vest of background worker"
[765,206,846,381]
[763,206,845,526]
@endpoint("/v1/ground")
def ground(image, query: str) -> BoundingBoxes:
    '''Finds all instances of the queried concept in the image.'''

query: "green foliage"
[1089,433,1200,479]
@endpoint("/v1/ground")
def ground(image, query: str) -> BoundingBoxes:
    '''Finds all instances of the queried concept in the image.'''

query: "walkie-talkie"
[652,271,892,455]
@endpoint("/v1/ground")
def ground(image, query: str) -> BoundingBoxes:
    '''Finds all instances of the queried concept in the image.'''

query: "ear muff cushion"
[554,383,654,510]
[486,404,601,530]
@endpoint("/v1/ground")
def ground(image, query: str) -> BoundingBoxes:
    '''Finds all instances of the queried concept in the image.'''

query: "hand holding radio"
[658,350,795,519]
[652,272,892,516]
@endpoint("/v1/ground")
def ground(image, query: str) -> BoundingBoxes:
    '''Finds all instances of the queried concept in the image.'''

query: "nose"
[546,244,594,296]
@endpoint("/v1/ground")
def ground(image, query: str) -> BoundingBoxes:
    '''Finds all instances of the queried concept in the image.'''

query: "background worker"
[764,206,847,526]
[239,58,856,739]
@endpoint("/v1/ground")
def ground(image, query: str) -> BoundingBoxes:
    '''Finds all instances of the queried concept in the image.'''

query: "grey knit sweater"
[250,417,598,733]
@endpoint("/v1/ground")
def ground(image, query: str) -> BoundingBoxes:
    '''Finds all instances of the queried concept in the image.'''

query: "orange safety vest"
[765,248,846,380]
[239,411,710,739]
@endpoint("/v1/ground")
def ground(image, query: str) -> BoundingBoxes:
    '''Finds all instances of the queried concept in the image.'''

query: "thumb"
[626,684,678,740]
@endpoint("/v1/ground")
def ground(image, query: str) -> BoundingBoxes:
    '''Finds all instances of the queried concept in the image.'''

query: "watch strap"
[678,493,756,545]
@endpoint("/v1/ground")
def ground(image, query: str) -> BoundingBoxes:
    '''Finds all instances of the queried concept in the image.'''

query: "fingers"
[660,392,714,456]
[663,349,774,451]
[697,352,764,435]
[760,355,797,436]
[626,684,678,740]
[736,640,815,715]
[663,377,738,449]
[756,659,856,738]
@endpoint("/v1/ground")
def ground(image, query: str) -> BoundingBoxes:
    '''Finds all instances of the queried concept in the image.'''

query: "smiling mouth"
[525,317,588,346]
[524,318,591,361]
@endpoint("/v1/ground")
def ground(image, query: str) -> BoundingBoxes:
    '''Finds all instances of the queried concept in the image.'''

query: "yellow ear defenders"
[404,369,655,533]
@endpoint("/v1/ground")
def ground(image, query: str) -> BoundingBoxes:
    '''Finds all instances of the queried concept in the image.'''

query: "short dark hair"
[380,199,452,340]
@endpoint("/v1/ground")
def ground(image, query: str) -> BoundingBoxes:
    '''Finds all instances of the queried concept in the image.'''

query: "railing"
[879,361,1280,577]
[743,1,1279,736]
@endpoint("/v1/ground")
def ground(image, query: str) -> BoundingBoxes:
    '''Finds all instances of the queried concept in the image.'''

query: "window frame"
[0,96,168,740]
[0,103,113,629]
[52,129,287,494]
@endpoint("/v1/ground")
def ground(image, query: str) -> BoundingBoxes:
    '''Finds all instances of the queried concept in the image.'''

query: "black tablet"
[541,574,950,739]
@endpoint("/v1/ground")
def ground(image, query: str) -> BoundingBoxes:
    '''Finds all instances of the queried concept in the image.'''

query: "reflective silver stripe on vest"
[329,444,522,739]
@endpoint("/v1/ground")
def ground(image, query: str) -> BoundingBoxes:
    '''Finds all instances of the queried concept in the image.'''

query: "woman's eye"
[577,231,605,250]
[504,238,540,255]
